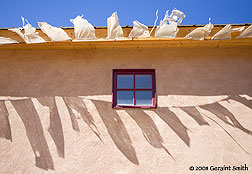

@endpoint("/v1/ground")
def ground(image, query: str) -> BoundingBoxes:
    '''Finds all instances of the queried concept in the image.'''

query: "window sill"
[112,105,157,109]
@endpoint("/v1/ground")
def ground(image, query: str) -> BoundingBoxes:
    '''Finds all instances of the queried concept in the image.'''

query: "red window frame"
[112,69,156,108]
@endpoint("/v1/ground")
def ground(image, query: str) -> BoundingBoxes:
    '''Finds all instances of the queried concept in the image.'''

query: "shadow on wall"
[93,100,139,164]
[63,97,102,142]
[11,99,54,170]
[37,97,65,158]
[200,102,252,135]
[180,107,209,126]
[155,108,190,147]
[0,101,12,141]
[0,95,252,170]
[127,109,174,159]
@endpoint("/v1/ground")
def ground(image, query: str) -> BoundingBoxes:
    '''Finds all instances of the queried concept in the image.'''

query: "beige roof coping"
[1,37,252,50]
[0,24,252,49]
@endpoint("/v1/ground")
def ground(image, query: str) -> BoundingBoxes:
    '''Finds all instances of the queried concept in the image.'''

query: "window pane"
[135,75,152,89]
[117,75,134,89]
[135,91,153,106]
[117,91,134,105]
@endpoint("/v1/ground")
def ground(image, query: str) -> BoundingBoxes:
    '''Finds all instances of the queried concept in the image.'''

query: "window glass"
[135,75,152,89]
[117,91,134,105]
[117,75,134,89]
[135,91,153,106]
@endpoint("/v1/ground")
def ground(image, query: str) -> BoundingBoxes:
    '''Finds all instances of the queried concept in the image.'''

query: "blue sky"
[1,0,252,28]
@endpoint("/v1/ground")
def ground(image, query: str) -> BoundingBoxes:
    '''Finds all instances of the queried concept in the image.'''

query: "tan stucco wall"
[0,46,252,174]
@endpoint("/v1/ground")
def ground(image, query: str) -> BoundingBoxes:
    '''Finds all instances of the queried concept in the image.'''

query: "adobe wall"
[0,47,252,174]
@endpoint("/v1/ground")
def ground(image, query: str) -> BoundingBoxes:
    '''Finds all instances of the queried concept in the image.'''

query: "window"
[112,69,156,108]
